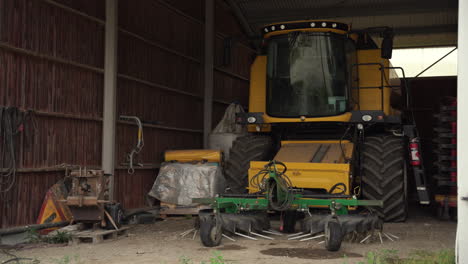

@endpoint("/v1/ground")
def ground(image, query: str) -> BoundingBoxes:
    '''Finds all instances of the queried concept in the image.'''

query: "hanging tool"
[120,115,144,174]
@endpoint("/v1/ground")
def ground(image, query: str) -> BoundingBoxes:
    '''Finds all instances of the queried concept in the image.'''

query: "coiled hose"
[0,107,37,193]
[249,161,295,211]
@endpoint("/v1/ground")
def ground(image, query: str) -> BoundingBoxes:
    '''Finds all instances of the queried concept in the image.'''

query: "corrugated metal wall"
[0,0,254,228]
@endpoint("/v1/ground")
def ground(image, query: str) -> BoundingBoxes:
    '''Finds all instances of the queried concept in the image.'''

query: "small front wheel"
[199,214,222,247]
[325,220,342,251]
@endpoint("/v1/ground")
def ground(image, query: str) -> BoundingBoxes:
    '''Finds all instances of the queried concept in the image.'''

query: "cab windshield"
[266,32,354,117]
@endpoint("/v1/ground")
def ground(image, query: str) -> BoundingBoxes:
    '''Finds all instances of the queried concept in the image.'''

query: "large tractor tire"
[224,135,273,193]
[362,134,407,222]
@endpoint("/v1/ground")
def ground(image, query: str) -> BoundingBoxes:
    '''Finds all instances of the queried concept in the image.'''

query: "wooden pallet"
[159,202,210,218]
[70,227,129,245]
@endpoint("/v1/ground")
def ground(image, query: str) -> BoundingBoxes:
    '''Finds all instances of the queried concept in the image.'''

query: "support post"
[102,0,118,200]
[457,0,467,262]
[203,0,214,148]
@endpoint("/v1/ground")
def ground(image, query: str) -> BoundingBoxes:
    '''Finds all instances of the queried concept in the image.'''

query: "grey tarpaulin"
[211,103,245,134]
[148,162,223,206]
[209,103,247,160]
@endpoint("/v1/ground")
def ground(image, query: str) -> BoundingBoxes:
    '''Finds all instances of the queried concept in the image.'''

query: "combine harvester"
[188,20,429,251]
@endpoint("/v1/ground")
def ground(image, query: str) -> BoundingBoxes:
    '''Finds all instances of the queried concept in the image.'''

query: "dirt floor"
[1,208,456,264]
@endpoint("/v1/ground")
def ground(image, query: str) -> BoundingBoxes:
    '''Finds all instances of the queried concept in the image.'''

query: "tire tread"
[362,134,407,222]
[224,135,273,193]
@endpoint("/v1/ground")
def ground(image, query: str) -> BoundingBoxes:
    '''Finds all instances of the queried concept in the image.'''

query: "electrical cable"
[1,108,18,193]
[328,183,347,195]
[249,168,270,190]
[0,107,36,193]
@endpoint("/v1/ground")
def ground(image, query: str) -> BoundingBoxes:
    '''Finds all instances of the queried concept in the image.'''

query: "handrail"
[351,63,385,111]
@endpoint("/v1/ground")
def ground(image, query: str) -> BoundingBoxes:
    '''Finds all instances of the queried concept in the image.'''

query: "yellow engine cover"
[164,149,222,163]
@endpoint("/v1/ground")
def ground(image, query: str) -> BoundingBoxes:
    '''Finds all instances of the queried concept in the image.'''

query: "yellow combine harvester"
[228,20,429,218]
[183,20,430,251]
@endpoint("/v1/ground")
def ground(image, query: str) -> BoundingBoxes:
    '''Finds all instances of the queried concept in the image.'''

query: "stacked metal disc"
[432,97,457,220]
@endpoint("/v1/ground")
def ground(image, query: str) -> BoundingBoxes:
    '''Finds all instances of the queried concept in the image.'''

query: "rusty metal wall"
[0,171,64,228]
[0,0,105,228]
[115,0,254,210]
[0,0,253,227]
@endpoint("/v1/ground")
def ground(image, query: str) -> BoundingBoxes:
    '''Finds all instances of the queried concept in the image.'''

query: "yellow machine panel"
[356,49,392,115]
[249,162,350,194]
[248,56,267,114]
[276,141,353,163]
[248,140,353,196]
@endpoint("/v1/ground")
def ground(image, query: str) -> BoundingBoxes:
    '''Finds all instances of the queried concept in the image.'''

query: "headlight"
[362,115,372,122]
[247,117,257,123]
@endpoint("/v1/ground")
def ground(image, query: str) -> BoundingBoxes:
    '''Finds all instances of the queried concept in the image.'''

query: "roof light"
[310,22,316,27]
[332,23,337,28]
[271,26,276,31]
[264,28,269,33]
[322,22,327,27]
[280,25,285,30]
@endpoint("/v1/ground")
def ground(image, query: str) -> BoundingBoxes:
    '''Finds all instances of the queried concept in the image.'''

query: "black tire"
[362,134,407,222]
[281,211,297,233]
[199,214,222,247]
[104,203,124,230]
[325,220,342,251]
[224,135,273,193]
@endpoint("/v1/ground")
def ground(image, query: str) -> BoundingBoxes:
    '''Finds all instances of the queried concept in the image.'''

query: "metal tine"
[360,234,372,244]
[288,233,312,240]
[180,228,194,236]
[180,228,195,237]
[251,231,274,240]
[264,230,283,236]
[383,232,394,242]
[386,232,399,239]
[235,231,258,240]
[300,234,325,242]
[287,232,304,237]
[263,230,282,236]
[192,230,198,240]
[378,232,384,244]
[349,231,358,243]
[317,240,325,244]
[222,234,236,242]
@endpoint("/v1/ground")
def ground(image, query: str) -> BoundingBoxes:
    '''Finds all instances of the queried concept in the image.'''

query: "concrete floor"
[0,207,456,264]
